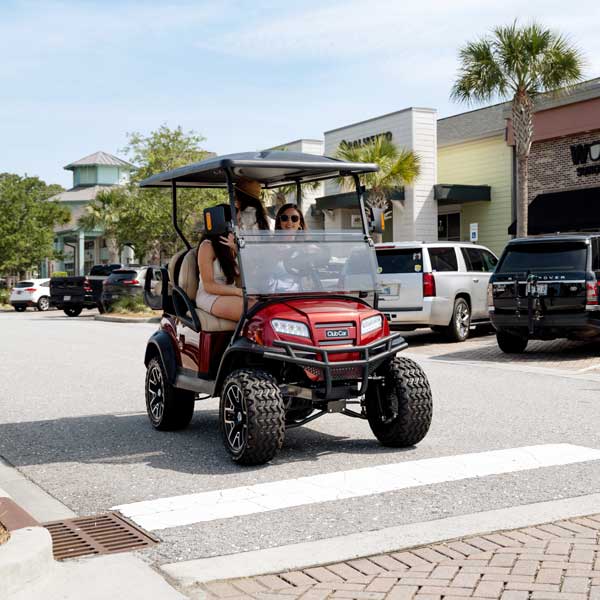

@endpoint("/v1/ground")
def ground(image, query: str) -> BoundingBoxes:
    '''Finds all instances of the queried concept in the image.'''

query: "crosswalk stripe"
[112,444,600,531]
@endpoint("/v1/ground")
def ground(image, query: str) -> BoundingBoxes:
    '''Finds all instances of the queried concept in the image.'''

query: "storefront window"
[438,213,460,241]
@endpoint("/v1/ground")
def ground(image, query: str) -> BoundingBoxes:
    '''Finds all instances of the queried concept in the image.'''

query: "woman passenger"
[275,204,306,232]
[235,178,272,230]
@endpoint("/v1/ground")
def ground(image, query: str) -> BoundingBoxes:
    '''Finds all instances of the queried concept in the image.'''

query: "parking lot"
[1,308,599,577]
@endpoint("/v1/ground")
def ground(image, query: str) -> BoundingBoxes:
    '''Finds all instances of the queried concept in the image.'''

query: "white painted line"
[161,492,600,586]
[113,444,600,531]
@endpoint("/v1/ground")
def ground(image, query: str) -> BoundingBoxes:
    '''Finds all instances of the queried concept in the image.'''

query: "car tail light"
[83,278,92,293]
[122,280,139,285]
[487,283,494,312]
[586,276,599,307]
[24,288,37,292]
[423,272,436,297]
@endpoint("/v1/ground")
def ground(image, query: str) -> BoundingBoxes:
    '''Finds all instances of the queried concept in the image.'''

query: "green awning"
[435,184,491,205]
[316,187,405,210]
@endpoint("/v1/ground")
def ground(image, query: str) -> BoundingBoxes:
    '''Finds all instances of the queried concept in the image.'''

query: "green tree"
[79,125,224,264]
[335,136,420,210]
[0,174,69,276]
[451,21,584,237]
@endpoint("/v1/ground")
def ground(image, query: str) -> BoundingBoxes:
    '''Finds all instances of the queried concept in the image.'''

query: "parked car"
[100,266,149,311]
[9,279,52,312]
[50,264,123,317]
[489,234,600,353]
[375,241,498,341]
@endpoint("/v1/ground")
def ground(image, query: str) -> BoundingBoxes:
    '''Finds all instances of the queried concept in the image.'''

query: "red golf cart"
[141,151,432,465]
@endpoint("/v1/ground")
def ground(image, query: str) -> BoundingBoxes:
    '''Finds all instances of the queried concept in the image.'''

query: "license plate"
[381,284,400,297]
[536,284,548,295]
[64,295,71,301]
[16,290,22,295]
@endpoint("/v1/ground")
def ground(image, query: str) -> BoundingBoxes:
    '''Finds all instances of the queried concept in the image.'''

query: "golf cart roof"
[138,150,378,189]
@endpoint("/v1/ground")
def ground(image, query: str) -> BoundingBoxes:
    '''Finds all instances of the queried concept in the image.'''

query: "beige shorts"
[196,290,220,313]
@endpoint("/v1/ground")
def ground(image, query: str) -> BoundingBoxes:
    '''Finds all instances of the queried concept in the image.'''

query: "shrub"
[0,289,10,306]
[51,271,68,278]
[108,295,152,314]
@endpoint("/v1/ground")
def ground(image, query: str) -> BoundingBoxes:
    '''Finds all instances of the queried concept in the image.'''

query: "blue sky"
[2,0,600,188]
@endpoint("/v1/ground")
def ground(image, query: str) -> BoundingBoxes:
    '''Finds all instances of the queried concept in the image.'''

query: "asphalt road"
[1,309,599,565]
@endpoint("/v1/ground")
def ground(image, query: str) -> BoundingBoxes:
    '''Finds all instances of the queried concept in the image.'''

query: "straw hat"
[236,177,262,200]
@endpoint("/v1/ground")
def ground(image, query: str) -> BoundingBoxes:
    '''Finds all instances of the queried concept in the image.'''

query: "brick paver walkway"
[403,332,600,374]
[197,515,600,600]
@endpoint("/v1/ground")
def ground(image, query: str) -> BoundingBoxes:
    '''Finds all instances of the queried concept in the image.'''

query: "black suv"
[489,234,600,353]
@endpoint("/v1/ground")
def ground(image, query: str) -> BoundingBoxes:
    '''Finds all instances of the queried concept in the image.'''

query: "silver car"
[375,241,498,341]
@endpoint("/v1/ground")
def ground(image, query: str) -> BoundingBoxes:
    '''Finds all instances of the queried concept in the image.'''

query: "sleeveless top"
[196,240,234,302]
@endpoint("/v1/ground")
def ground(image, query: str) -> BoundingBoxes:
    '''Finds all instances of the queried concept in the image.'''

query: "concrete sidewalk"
[191,514,600,600]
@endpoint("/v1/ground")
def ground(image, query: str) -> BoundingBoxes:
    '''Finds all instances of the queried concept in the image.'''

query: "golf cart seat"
[176,248,237,332]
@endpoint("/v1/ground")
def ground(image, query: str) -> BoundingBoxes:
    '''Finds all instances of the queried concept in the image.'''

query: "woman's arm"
[198,241,242,297]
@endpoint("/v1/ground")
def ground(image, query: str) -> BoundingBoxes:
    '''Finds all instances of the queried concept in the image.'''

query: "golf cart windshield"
[239,231,379,296]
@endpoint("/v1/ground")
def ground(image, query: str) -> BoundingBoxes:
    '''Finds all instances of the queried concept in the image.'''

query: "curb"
[0,487,55,597]
[94,314,160,324]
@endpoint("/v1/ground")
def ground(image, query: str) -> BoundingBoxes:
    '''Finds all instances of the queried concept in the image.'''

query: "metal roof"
[64,151,133,170]
[138,150,378,189]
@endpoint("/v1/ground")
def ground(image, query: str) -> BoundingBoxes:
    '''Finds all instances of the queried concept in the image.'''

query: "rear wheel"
[64,306,82,317]
[496,331,528,354]
[145,356,195,430]
[366,356,432,447]
[220,369,285,465]
[97,303,106,314]
[14,305,26,312]
[37,296,50,311]
[444,297,471,342]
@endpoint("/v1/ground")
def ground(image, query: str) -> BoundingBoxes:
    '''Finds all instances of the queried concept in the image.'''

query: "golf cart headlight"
[272,319,310,338]
[361,315,382,335]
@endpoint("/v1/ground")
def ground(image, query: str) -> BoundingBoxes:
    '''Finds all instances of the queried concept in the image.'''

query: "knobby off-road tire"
[145,356,195,431]
[496,331,528,354]
[220,369,285,466]
[37,296,50,311]
[444,297,471,342]
[64,306,82,317]
[366,356,433,447]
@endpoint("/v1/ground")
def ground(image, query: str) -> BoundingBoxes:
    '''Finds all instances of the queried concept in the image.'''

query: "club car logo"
[326,329,349,338]
[570,140,600,177]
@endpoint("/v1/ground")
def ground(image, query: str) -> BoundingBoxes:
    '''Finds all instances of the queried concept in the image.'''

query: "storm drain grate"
[42,511,158,560]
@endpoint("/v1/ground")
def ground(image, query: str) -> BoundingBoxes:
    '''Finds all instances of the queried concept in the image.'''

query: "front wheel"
[444,297,471,342]
[145,356,195,430]
[64,306,82,317]
[220,369,285,465]
[496,331,528,354]
[14,305,26,312]
[366,356,432,447]
[37,296,50,311]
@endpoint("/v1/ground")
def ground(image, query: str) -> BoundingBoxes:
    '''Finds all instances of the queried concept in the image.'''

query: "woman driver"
[275,203,306,231]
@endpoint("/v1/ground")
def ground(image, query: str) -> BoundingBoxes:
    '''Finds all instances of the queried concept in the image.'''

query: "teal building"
[46,152,133,276]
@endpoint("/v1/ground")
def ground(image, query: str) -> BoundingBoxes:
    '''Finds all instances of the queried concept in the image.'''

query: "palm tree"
[451,21,584,237]
[335,136,420,213]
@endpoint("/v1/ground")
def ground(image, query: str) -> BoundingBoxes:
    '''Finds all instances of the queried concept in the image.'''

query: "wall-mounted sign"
[570,140,600,177]
[470,222,478,242]
[340,131,393,149]
[350,214,362,228]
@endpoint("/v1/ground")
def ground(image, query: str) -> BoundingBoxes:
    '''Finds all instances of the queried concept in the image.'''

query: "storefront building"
[47,151,134,276]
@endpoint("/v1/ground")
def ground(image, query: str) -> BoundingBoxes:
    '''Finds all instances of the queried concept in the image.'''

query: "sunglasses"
[279,214,300,223]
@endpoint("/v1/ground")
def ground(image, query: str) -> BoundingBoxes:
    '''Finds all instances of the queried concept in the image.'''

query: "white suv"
[9,279,52,312]
[375,242,498,341]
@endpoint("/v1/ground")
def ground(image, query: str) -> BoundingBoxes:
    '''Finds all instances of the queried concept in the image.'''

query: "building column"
[78,230,85,276]
[56,237,65,273]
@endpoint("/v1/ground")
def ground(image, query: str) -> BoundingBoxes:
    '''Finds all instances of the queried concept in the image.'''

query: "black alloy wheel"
[64,306,82,317]
[365,356,433,447]
[220,369,285,465]
[14,305,26,312]
[37,296,50,311]
[145,356,194,430]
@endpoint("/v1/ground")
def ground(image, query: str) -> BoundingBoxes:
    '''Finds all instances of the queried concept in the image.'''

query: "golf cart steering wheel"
[282,244,331,288]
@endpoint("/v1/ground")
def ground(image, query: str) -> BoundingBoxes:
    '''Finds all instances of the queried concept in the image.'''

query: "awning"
[434,184,491,205]
[508,186,600,235]
[316,187,404,211]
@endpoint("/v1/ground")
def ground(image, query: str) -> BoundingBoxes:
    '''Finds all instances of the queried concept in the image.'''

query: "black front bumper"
[491,310,600,339]
[263,332,407,398]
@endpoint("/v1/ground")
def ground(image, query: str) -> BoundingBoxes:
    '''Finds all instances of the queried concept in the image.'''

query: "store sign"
[340,131,393,149]
[570,140,600,176]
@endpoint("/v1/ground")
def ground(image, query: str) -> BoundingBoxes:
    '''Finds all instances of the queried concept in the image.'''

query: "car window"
[428,247,458,272]
[592,238,600,272]
[497,242,588,273]
[41,280,51,287]
[375,248,423,274]
[15,281,34,288]
[461,248,496,272]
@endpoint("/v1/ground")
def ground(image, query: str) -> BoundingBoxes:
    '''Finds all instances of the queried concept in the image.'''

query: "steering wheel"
[282,244,331,276]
